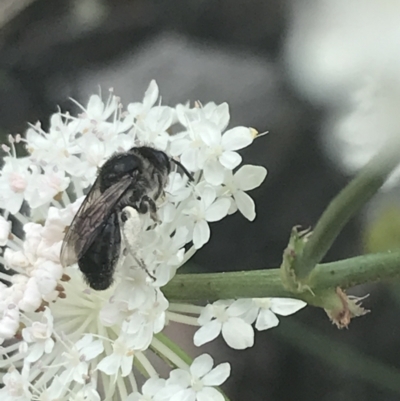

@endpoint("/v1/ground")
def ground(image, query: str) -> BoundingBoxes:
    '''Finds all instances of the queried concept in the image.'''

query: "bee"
[60,146,192,291]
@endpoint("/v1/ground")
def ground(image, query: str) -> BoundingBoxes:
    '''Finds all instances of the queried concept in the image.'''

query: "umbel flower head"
[0,81,306,401]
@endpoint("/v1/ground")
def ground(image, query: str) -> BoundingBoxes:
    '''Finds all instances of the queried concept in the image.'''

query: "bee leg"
[138,196,160,223]
[134,256,156,281]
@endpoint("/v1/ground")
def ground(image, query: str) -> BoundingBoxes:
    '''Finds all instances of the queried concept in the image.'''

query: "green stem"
[153,332,193,366]
[163,250,400,304]
[293,144,400,280]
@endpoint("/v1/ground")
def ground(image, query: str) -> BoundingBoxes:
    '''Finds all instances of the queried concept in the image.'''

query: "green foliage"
[364,205,400,253]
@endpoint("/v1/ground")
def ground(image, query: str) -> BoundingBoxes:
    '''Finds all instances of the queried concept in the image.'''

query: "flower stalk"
[163,250,400,304]
[292,140,400,282]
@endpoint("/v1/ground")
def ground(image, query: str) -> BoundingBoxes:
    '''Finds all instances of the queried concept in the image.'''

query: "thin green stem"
[153,332,192,366]
[293,143,400,280]
[163,251,400,303]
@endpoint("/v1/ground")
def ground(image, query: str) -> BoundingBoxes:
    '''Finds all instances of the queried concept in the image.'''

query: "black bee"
[60,146,192,291]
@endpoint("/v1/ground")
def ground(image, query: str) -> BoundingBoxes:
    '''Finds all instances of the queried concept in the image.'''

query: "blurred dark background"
[1,1,400,400]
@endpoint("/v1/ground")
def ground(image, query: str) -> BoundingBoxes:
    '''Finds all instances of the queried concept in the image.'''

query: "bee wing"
[60,175,133,267]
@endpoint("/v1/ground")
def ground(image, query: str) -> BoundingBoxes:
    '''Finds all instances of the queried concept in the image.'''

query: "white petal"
[228,198,238,215]
[241,306,259,325]
[255,309,279,331]
[221,318,254,350]
[170,388,196,401]
[169,369,191,387]
[234,165,267,191]
[193,220,210,249]
[197,305,215,325]
[5,194,24,214]
[190,354,213,378]
[97,354,120,375]
[44,338,55,354]
[197,387,225,401]
[221,127,253,150]
[181,148,200,172]
[75,334,93,350]
[197,122,221,147]
[219,151,242,170]
[156,384,184,400]
[213,103,230,131]
[227,299,253,317]
[201,186,216,209]
[205,198,230,222]
[270,298,307,316]
[121,355,134,377]
[194,320,222,346]
[154,135,169,152]
[170,138,192,157]
[82,340,104,360]
[26,343,44,363]
[143,80,159,109]
[73,362,89,384]
[86,95,104,119]
[202,363,231,386]
[234,191,256,221]
[126,393,140,401]
[203,161,225,186]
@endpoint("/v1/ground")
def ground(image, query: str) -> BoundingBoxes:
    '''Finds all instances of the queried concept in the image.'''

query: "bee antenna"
[171,158,194,181]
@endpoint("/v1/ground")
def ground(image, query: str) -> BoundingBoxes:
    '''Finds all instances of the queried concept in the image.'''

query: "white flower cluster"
[0,81,306,401]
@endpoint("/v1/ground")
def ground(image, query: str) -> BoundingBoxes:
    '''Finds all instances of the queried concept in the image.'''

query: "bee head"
[100,153,141,191]
[135,147,171,174]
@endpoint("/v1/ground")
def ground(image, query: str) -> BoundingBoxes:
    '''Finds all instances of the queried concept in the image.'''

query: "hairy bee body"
[60,146,172,290]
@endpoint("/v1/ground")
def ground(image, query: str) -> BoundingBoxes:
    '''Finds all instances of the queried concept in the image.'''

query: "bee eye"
[153,150,169,166]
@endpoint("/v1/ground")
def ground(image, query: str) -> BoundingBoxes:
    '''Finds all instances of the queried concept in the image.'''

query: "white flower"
[24,165,70,209]
[171,102,230,168]
[128,80,159,118]
[135,106,175,151]
[122,291,169,349]
[84,93,119,121]
[171,101,255,186]
[175,102,230,133]
[194,300,254,350]
[60,334,104,384]
[166,354,230,401]
[25,116,81,168]
[20,307,54,362]
[0,303,19,342]
[0,157,31,214]
[221,164,268,221]
[173,116,254,185]
[0,366,31,401]
[97,334,138,377]
[164,172,192,204]
[183,185,230,249]
[198,124,255,185]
